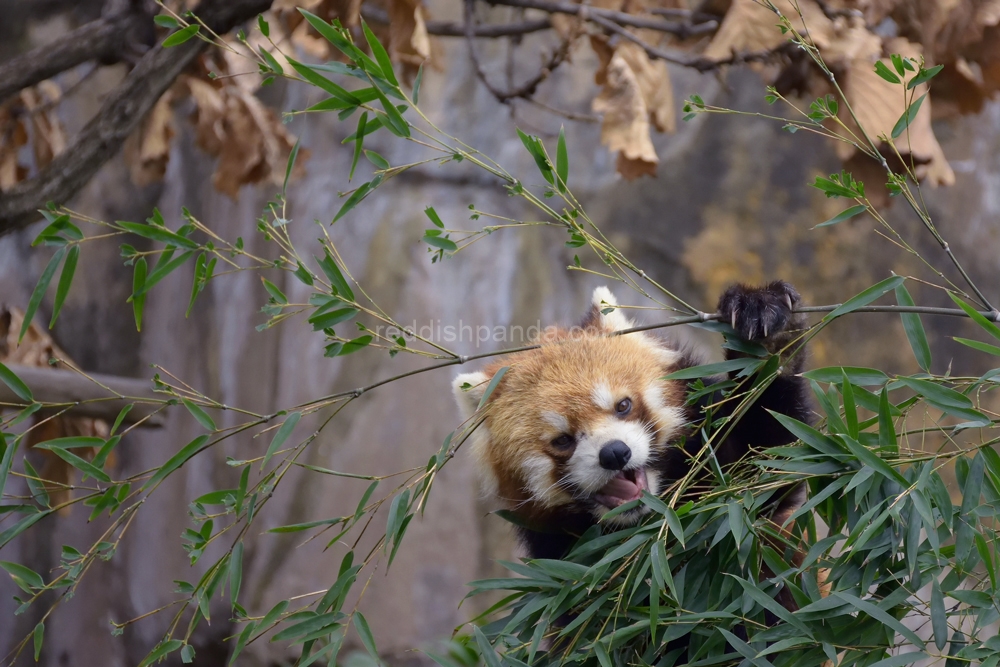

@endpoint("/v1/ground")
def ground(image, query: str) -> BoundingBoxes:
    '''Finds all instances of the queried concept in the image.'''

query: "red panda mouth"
[593,467,649,509]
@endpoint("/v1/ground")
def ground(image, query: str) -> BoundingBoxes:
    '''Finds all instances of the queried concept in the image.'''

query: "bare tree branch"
[486,0,718,38]
[587,12,786,72]
[0,0,274,237]
[464,0,572,103]
[361,4,552,38]
[0,5,152,104]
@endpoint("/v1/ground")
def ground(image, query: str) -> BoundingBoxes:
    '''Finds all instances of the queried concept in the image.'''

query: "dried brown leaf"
[19,82,67,171]
[704,0,834,61]
[840,37,954,186]
[0,103,28,191]
[592,51,659,179]
[124,91,175,186]
[388,0,432,81]
[616,42,675,134]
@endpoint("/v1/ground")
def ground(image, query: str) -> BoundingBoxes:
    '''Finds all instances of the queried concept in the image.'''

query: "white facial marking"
[565,416,653,495]
[541,411,569,433]
[643,383,684,441]
[466,424,500,499]
[522,454,569,507]
[591,382,614,411]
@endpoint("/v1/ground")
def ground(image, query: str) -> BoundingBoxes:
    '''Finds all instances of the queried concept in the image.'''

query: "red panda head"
[452,287,689,528]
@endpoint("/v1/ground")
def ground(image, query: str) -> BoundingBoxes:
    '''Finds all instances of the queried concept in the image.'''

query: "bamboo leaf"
[0,363,33,402]
[162,25,199,47]
[142,435,211,491]
[825,276,905,320]
[263,412,301,469]
[182,399,217,431]
[49,245,79,328]
[556,126,568,193]
[815,204,867,228]
[895,284,931,372]
[19,246,66,343]
[891,93,926,139]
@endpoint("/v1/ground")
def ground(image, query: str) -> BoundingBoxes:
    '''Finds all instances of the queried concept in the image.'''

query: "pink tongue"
[598,475,640,502]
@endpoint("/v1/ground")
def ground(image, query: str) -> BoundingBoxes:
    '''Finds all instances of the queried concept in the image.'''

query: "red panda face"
[453,287,688,527]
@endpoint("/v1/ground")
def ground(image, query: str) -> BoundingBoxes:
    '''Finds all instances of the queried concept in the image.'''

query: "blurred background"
[0,0,998,665]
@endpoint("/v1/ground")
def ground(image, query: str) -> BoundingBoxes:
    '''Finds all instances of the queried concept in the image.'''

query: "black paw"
[717,281,801,342]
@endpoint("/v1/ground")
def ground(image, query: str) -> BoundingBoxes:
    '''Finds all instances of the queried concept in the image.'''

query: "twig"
[300,302,1000,409]
[361,4,552,38]
[464,0,572,103]
[486,0,718,38]
[587,12,784,72]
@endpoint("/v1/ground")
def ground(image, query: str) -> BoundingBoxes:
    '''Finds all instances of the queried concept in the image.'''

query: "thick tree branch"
[361,5,552,38]
[0,364,163,426]
[0,0,274,237]
[0,5,151,104]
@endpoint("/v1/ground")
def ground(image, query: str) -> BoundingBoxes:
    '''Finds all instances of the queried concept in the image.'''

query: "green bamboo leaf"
[316,250,354,300]
[832,591,925,648]
[907,64,944,89]
[162,25,199,47]
[878,387,897,453]
[141,435,211,491]
[931,579,947,650]
[803,366,889,385]
[662,358,760,380]
[478,367,509,409]
[19,246,66,343]
[182,399,216,431]
[0,511,47,549]
[117,221,198,249]
[474,627,501,667]
[371,86,409,137]
[131,257,147,332]
[353,613,380,661]
[868,653,925,667]
[229,621,258,665]
[139,640,184,667]
[349,112,368,181]
[423,234,457,252]
[825,276,905,320]
[263,412,301,469]
[954,337,1000,356]
[556,126,568,193]
[22,458,50,508]
[259,47,283,74]
[287,59,360,106]
[362,20,398,88]
[839,435,908,487]
[516,129,554,185]
[1,437,20,501]
[34,444,111,483]
[332,181,374,223]
[283,139,301,196]
[1,561,45,591]
[897,377,990,424]
[873,60,901,84]
[896,284,931,371]
[424,207,444,228]
[180,644,195,664]
[0,363,33,402]
[949,292,1000,341]
[841,370,859,438]
[815,204,867,228]
[337,335,372,355]
[33,622,43,661]
[49,244,79,328]
[891,93,926,139]
[412,64,423,104]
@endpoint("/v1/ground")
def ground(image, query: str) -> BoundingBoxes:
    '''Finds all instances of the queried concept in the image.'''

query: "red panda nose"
[599,440,632,470]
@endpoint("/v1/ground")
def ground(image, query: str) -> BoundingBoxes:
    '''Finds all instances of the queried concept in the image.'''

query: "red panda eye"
[551,434,576,449]
[616,398,632,415]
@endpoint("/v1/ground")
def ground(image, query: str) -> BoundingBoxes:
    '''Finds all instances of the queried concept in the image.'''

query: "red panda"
[451,281,812,566]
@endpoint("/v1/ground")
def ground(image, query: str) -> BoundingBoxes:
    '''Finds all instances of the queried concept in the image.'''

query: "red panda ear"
[582,287,633,333]
[452,371,491,419]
